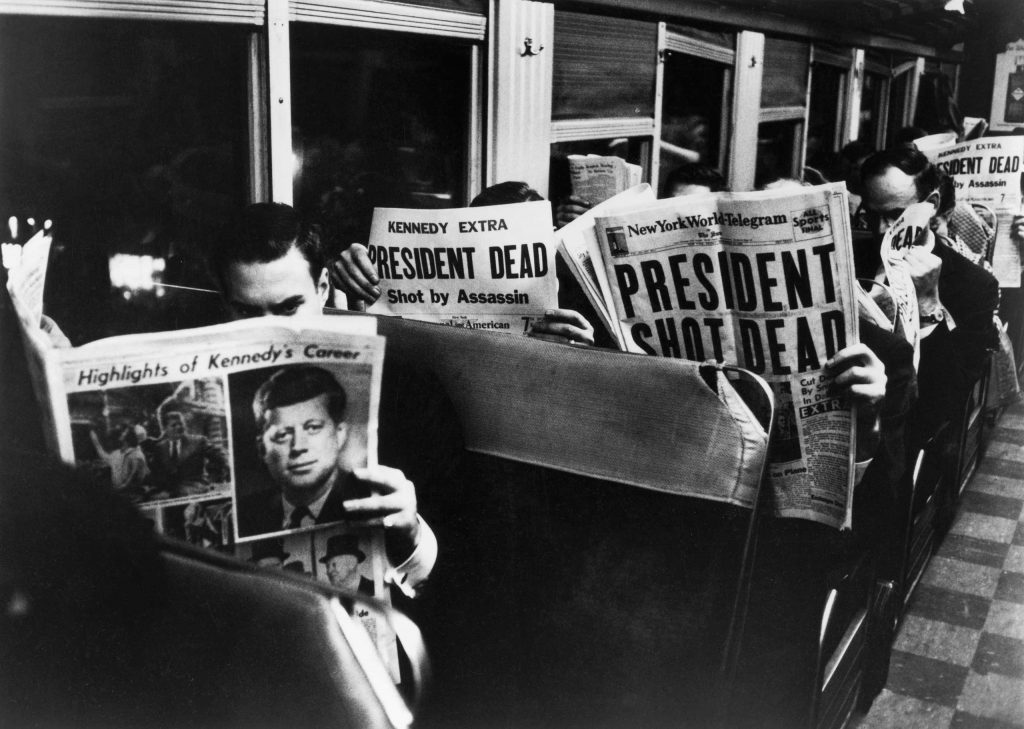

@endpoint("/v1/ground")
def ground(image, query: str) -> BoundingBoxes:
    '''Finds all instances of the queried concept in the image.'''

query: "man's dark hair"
[470,181,544,207]
[893,126,928,147]
[209,203,326,293]
[662,164,727,196]
[252,365,347,433]
[840,140,875,164]
[158,404,186,429]
[860,147,955,216]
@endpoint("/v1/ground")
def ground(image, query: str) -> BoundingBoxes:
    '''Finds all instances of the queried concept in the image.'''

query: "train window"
[289,23,473,249]
[758,38,809,188]
[659,39,733,192]
[807,63,846,180]
[756,120,802,189]
[0,15,251,343]
[860,71,887,150]
[552,11,658,121]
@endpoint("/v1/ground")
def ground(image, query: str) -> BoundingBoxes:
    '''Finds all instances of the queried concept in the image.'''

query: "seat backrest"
[366,316,772,729]
[147,540,416,729]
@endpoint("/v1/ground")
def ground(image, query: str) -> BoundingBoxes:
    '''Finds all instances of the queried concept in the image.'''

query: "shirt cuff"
[386,515,437,599]
[854,458,873,486]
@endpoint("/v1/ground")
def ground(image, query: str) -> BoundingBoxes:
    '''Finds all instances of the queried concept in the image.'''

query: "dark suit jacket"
[152,434,228,492]
[236,471,368,539]
[914,239,999,446]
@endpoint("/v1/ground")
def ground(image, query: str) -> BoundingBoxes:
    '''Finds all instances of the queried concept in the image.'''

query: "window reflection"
[290,24,471,250]
[0,17,251,342]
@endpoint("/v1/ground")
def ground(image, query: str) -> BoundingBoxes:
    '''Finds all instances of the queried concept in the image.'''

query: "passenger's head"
[249,537,290,569]
[253,366,348,500]
[470,181,544,207]
[210,202,329,320]
[859,147,954,237]
[759,177,810,191]
[840,140,875,194]
[159,406,187,440]
[117,423,141,449]
[320,534,365,589]
[661,164,727,198]
[893,126,928,147]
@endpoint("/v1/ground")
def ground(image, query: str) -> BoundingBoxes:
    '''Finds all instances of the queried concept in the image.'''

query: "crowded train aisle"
[858,402,1024,728]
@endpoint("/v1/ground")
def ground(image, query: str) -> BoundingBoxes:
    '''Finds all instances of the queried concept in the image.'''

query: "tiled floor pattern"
[859,402,1024,728]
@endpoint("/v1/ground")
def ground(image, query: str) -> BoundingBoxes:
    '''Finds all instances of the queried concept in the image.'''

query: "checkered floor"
[858,401,1024,728]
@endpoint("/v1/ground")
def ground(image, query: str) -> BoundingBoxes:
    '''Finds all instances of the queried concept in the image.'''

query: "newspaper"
[876,202,936,370]
[366,201,558,333]
[568,155,644,205]
[920,136,1024,286]
[555,184,657,347]
[594,183,858,529]
[3,227,52,328]
[6,279,403,675]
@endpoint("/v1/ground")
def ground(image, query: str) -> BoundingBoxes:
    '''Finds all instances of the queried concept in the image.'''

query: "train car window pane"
[761,37,810,109]
[756,121,800,189]
[660,51,731,193]
[0,16,251,343]
[859,71,884,148]
[290,24,471,249]
[807,64,845,180]
[552,11,657,121]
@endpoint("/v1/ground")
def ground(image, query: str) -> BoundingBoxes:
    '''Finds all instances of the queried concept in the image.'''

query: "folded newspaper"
[570,183,859,529]
[568,154,644,206]
[7,272,403,676]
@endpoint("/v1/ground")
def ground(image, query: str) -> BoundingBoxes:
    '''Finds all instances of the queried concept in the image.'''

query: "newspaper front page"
[920,136,1024,286]
[5,295,404,676]
[366,201,558,333]
[595,183,858,528]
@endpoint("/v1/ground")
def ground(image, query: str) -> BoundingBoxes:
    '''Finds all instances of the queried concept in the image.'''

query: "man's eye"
[305,422,324,434]
[269,430,290,444]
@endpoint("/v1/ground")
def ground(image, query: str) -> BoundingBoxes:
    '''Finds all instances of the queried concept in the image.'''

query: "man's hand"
[1011,215,1024,242]
[825,342,887,461]
[904,245,943,317]
[343,465,420,545]
[528,308,595,345]
[554,196,591,229]
[329,243,380,309]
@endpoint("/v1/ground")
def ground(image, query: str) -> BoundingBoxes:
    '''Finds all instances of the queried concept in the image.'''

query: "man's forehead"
[224,247,316,300]
[265,393,334,422]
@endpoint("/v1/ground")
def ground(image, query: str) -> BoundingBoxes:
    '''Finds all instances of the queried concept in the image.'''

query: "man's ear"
[316,267,330,307]
[334,421,349,451]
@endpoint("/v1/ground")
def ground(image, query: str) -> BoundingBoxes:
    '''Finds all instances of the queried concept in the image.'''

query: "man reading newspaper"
[593,183,890,530]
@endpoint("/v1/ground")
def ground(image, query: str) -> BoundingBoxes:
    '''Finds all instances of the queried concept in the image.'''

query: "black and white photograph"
[4,3,1024,729]
[228,363,375,542]
[68,377,231,507]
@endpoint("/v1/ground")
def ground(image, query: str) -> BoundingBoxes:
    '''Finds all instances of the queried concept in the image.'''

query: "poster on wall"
[990,39,1024,132]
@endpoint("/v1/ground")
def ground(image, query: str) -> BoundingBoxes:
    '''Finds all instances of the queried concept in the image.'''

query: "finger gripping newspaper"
[366,200,558,334]
[595,183,858,529]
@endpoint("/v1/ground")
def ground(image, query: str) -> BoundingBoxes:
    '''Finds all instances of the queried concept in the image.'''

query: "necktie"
[171,440,179,461]
[289,505,312,529]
